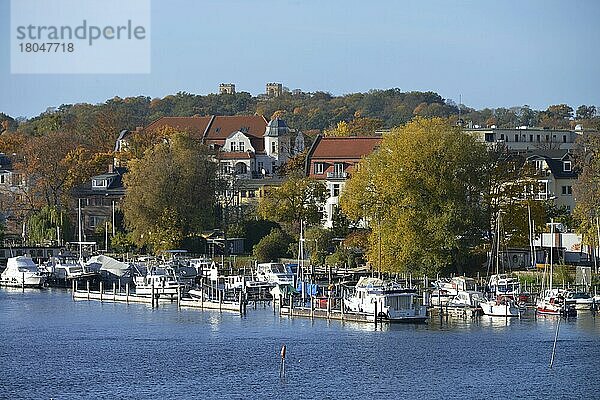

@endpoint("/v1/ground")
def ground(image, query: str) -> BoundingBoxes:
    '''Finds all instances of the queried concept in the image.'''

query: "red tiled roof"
[204,115,267,152]
[144,116,213,137]
[143,115,269,153]
[311,136,381,160]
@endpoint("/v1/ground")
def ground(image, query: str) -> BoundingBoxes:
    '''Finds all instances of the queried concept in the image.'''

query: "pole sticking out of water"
[279,344,286,378]
[549,315,561,369]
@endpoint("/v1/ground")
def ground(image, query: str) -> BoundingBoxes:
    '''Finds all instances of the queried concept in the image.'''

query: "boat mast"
[495,211,501,275]
[78,198,83,259]
[549,218,554,291]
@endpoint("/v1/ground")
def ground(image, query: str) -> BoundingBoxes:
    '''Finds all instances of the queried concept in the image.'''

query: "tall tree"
[340,118,489,275]
[123,132,218,252]
[573,131,600,244]
[257,172,327,233]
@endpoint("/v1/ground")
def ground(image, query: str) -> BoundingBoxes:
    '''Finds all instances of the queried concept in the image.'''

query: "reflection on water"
[1,288,599,400]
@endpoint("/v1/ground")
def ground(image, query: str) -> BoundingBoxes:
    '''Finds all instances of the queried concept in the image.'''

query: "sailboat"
[481,212,520,317]
[535,219,576,317]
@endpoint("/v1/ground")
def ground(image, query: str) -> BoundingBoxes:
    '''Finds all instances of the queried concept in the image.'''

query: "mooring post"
[289,293,293,316]
[279,344,286,379]
[99,281,103,302]
[126,283,130,304]
[151,278,155,308]
[72,279,75,299]
[87,280,90,300]
[374,301,378,328]
[113,282,116,300]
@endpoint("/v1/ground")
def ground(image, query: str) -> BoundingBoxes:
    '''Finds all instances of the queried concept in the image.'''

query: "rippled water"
[1,288,598,399]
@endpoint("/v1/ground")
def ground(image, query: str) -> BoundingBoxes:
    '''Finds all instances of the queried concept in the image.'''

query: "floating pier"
[71,280,248,314]
[280,306,372,323]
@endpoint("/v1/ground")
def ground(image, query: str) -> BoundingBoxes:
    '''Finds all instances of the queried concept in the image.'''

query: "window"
[332,184,340,197]
[514,134,519,142]
[536,135,540,142]
[500,134,505,140]
[314,163,324,174]
[334,162,344,174]
[561,186,572,195]
[546,135,549,142]
[0,174,4,184]
[271,142,277,154]
[529,134,533,142]
[563,161,572,172]
[240,190,247,198]
[239,142,245,151]
[230,142,236,152]
[553,135,556,141]
[562,135,567,143]
[92,179,107,188]
[89,215,106,229]
[248,190,255,198]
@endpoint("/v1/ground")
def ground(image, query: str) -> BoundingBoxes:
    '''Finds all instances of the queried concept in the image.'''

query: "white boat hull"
[0,275,46,288]
[480,301,519,317]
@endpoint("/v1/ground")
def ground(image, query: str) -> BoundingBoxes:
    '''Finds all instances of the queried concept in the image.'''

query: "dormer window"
[314,162,324,175]
[563,161,572,172]
[92,178,109,189]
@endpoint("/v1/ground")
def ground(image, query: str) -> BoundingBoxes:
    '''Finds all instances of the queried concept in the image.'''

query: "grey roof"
[525,152,577,179]
[264,118,289,137]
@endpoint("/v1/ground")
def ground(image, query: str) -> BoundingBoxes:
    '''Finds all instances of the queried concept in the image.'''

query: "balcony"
[326,171,348,180]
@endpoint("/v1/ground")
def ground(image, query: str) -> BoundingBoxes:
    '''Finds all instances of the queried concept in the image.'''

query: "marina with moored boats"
[3,250,597,326]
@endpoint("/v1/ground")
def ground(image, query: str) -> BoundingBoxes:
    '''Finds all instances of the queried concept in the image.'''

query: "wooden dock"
[71,281,247,314]
[279,306,373,322]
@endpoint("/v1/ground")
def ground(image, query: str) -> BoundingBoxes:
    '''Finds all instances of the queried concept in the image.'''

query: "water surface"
[1,288,598,399]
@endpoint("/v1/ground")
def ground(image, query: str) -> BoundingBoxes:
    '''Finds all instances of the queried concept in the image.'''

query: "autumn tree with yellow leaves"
[340,118,489,275]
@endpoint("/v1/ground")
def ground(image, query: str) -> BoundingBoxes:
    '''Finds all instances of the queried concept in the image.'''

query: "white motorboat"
[0,256,46,288]
[344,277,427,323]
[488,274,520,297]
[133,267,183,296]
[536,288,576,317]
[446,290,484,309]
[45,255,99,281]
[86,255,133,284]
[255,263,294,286]
[431,276,478,306]
[564,291,596,311]
[480,296,520,317]
[223,275,272,293]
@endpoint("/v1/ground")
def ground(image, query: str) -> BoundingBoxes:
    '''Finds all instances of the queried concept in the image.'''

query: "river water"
[0,288,598,399]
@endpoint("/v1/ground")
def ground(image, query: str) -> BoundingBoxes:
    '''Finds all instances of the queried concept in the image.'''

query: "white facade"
[467,127,582,151]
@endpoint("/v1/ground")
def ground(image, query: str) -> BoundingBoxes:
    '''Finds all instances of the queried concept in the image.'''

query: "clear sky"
[1,0,599,118]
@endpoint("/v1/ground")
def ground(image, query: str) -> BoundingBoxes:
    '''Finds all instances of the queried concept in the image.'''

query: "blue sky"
[1,0,599,118]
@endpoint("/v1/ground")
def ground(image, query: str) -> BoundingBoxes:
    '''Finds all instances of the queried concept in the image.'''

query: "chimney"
[108,163,114,174]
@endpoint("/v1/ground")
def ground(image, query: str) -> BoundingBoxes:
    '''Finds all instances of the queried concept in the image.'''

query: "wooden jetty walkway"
[71,280,248,314]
